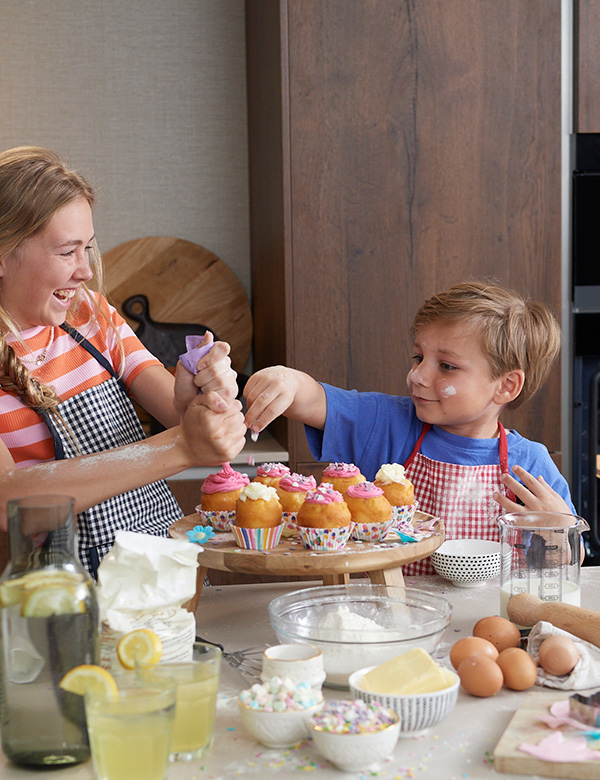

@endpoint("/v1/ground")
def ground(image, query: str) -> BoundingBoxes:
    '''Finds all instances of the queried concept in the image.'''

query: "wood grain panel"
[576,0,600,132]
[247,0,563,471]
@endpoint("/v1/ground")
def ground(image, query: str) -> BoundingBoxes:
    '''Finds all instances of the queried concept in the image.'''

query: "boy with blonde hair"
[244,281,575,574]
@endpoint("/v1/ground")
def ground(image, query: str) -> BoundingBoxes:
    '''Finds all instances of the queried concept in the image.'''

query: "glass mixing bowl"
[268,583,452,688]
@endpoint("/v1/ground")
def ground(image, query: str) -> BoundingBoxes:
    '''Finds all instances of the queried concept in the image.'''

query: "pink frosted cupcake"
[345,481,394,542]
[321,462,365,495]
[276,473,317,535]
[296,484,352,550]
[197,463,250,531]
[252,462,291,489]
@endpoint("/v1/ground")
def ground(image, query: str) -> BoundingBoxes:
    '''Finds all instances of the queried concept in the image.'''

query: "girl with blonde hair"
[0,146,246,575]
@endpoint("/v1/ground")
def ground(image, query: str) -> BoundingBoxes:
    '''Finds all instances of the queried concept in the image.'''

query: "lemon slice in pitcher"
[117,628,163,669]
[60,665,119,699]
[21,585,86,617]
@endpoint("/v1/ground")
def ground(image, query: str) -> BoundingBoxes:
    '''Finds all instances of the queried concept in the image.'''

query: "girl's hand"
[243,366,299,435]
[494,465,573,515]
[174,334,238,417]
[180,393,247,466]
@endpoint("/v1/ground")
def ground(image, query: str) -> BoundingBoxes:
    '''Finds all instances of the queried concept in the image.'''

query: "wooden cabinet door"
[247,0,562,472]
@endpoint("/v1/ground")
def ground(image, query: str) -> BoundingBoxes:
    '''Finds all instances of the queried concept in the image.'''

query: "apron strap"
[60,323,127,392]
[498,421,517,502]
[403,423,432,469]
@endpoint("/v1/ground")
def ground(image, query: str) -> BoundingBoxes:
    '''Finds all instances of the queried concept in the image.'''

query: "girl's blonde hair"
[0,146,114,413]
[411,281,561,410]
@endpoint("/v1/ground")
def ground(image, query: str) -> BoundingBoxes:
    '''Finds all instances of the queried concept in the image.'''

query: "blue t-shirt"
[305,384,576,512]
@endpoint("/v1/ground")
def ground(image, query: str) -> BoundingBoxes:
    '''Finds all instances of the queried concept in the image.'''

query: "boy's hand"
[243,366,299,434]
[495,465,573,515]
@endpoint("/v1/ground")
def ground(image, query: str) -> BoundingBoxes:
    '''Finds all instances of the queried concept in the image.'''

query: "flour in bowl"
[310,604,414,688]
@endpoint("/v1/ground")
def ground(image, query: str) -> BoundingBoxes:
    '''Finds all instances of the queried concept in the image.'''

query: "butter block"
[360,647,453,695]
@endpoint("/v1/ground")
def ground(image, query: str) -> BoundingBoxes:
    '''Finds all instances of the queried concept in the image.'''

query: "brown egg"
[457,653,504,697]
[496,647,537,691]
[538,635,580,677]
[473,616,521,652]
[450,636,499,670]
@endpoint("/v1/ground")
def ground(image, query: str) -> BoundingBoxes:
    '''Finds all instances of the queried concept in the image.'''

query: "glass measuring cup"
[497,511,589,619]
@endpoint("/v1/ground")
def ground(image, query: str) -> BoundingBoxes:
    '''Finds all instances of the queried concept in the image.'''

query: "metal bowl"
[268,583,452,688]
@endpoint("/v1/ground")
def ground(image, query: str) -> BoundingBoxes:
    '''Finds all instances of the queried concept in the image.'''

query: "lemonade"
[0,568,99,765]
[85,687,175,780]
[170,668,220,757]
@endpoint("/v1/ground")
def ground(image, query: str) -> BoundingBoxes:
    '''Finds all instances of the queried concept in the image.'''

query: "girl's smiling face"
[0,197,94,330]
[406,321,518,439]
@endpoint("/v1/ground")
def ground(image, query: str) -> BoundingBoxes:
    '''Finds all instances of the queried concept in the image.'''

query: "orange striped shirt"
[1,294,161,467]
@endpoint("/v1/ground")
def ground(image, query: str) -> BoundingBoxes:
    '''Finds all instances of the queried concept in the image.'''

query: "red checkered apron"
[401,422,515,576]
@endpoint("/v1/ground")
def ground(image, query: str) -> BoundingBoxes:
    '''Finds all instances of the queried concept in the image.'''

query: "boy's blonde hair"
[411,281,561,410]
[0,146,116,414]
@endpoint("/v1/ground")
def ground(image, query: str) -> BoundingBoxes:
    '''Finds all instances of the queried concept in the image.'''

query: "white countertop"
[3,571,600,779]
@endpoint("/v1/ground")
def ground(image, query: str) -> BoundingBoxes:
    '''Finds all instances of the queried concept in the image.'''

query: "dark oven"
[572,134,600,563]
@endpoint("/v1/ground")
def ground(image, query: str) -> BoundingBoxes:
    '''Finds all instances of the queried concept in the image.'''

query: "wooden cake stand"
[170,512,444,612]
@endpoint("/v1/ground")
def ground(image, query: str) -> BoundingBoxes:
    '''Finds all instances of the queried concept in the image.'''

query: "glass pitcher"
[497,511,589,619]
[0,495,100,766]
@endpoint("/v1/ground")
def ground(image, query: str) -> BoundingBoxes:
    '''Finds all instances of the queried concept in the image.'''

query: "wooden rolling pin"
[507,592,600,648]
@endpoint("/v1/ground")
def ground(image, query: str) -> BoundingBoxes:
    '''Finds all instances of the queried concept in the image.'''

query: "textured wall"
[0,0,250,300]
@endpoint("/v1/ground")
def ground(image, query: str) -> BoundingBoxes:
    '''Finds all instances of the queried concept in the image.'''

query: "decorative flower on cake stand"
[186,525,216,544]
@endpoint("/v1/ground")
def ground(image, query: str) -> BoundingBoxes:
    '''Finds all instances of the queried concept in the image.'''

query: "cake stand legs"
[368,567,405,588]
[184,564,208,614]
[321,573,350,586]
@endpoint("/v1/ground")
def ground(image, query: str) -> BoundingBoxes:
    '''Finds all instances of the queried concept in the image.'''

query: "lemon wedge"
[117,628,163,670]
[21,585,86,617]
[59,665,119,699]
[0,570,84,609]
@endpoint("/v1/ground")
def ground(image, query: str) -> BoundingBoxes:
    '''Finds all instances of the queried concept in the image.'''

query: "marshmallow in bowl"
[239,677,323,712]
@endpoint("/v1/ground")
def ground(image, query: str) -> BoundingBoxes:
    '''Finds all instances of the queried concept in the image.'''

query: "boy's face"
[407,321,508,438]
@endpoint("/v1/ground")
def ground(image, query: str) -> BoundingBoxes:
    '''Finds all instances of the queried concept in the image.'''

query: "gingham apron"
[37,323,183,578]
[401,422,514,576]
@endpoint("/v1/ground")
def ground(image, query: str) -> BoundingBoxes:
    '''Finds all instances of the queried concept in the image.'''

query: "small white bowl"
[309,703,400,771]
[348,666,460,736]
[261,644,326,690]
[238,700,322,748]
[430,539,501,587]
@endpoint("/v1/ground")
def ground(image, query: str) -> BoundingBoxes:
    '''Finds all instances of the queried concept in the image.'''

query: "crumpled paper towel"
[97,531,199,671]
[527,620,600,690]
[178,335,213,375]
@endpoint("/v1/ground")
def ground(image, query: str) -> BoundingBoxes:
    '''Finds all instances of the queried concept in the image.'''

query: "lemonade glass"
[138,640,222,761]
[85,685,175,780]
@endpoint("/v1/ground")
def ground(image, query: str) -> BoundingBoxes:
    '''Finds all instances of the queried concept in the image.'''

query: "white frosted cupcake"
[373,463,417,527]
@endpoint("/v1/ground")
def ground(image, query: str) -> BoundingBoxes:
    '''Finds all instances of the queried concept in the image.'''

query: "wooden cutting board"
[102,237,252,372]
[494,690,600,778]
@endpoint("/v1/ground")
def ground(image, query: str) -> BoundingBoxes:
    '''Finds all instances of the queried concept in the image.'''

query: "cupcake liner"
[298,525,351,551]
[350,517,394,542]
[231,523,283,550]
[391,502,418,528]
[282,511,299,536]
[196,506,236,532]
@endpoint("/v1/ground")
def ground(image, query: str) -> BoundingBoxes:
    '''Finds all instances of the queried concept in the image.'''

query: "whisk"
[196,636,267,685]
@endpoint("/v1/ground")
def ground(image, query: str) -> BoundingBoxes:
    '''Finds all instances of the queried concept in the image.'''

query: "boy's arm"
[243,366,327,433]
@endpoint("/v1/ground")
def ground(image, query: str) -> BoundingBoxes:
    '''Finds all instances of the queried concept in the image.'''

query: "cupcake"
[276,473,317,535]
[321,462,366,494]
[253,462,291,489]
[198,462,250,531]
[232,483,284,549]
[345,481,394,542]
[373,463,416,527]
[296,484,352,550]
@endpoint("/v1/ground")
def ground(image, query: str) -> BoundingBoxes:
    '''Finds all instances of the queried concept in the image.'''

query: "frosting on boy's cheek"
[440,384,457,398]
